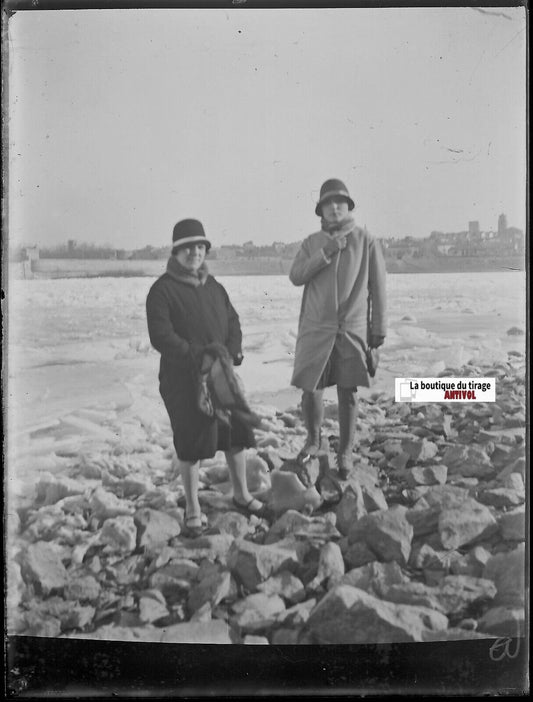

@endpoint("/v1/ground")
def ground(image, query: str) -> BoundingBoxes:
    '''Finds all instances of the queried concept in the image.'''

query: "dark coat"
[146,258,255,461]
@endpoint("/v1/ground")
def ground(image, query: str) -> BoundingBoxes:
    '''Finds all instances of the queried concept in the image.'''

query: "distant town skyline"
[8,7,526,249]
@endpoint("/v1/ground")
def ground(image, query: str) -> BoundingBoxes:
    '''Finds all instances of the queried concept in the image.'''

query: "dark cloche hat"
[172,219,211,252]
[315,178,355,216]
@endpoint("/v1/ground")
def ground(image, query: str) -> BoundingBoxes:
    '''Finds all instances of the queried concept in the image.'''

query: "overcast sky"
[8,6,526,249]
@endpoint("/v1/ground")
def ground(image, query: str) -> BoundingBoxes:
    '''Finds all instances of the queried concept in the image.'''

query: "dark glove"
[233,352,243,367]
[369,334,385,349]
[323,235,347,258]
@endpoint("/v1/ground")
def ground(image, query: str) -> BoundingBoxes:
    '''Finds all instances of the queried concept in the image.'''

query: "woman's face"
[321,196,350,224]
[175,243,207,272]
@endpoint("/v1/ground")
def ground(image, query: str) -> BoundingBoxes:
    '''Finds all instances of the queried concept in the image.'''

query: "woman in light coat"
[290,179,387,479]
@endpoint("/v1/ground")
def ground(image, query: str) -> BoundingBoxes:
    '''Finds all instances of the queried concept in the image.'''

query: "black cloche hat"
[172,219,212,253]
[315,179,355,216]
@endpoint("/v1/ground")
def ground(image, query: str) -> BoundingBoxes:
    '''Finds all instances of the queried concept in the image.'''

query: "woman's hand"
[323,234,347,257]
[368,334,385,349]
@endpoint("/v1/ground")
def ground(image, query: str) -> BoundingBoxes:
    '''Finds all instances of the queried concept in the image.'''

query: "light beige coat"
[290,226,387,391]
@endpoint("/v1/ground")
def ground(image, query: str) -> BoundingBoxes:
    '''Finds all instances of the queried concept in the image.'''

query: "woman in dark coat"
[146,219,266,536]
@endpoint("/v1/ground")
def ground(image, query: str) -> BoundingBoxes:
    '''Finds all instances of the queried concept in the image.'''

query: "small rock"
[276,597,317,627]
[20,542,69,595]
[343,542,378,569]
[117,474,155,498]
[64,575,101,602]
[477,606,525,637]
[138,594,170,623]
[380,582,445,612]
[265,510,312,544]
[348,505,413,566]
[231,593,286,630]
[340,561,406,597]
[100,516,137,552]
[269,470,322,514]
[228,539,301,592]
[433,575,497,616]
[406,506,441,537]
[335,485,367,536]
[406,465,448,488]
[498,507,525,541]
[134,508,181,548]
[257,571,306,603]
[442,445,494,478]
[401,439,439,462]
[438,498,497,550]
[245,454,272,492]
[36,474,87,506]
[149,561,200,594]
[280,456,320,489]
[483,545,525,607]
[477,487,524,509]
[307,542,345,591]
[210,511,253,539]
[361,483,389,513]
[188,569,233,614]
[90,487,134,520]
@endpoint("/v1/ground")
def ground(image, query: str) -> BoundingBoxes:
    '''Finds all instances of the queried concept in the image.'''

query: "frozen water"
[7,271,526,441]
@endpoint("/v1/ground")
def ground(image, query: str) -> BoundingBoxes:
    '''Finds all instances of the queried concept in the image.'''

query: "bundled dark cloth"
[197,342,261,429]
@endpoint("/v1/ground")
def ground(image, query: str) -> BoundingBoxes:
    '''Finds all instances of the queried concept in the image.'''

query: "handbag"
[196,344,260,428]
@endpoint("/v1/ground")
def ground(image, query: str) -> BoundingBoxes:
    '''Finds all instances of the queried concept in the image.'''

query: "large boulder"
[227,539,301,592]
[302,585,449,644]
[438,498,497,550]
[348,505,413,565]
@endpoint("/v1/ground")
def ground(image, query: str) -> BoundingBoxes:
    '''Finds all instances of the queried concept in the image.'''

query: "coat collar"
[165,255,209,287]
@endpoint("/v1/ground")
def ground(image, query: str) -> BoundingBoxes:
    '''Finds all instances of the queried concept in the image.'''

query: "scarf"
[166,255,209,287]
[320,213,356,237]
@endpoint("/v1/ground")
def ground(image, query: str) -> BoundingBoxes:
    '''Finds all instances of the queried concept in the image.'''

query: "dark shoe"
[182,514,207,538]
[297,434,329,465]
[232,496,271,519]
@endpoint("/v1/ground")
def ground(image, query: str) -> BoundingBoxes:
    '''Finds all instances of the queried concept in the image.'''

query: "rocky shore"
[8,355,526,645]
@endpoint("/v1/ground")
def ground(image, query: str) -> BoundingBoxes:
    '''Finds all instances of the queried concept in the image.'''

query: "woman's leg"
[300,389,325,456]
[337,386,358,478]
[178,458,202,518]
[225,447,266,512]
